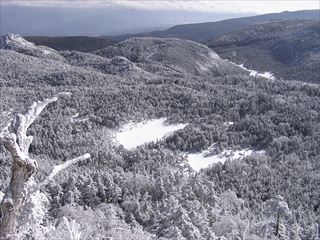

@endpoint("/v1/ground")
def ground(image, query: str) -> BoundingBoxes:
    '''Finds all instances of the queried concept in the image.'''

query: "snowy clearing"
[223,121,234,126]
[226,60,276,80]
[115,118,188,149]
[187,148,265,171]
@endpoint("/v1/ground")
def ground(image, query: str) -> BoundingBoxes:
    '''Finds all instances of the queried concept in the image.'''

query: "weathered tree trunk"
[275,210,280,237]
[0,97,57,240]
[0,97,91,240]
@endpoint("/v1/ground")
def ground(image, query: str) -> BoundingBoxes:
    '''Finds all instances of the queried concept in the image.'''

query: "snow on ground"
[1,33,57,56]
[70,113,90,123]
[226,60,276,80]
[1,109,12,116]
[1,33,36,49]
[114,117,263,170]
[237,63,275,80]
[42,49,51,55]
[187,148,265,171]
[58,91,72,96]
[0,191,4,202]
[258,72,275,79]
[223,121,234,126]
[115,118,188,149]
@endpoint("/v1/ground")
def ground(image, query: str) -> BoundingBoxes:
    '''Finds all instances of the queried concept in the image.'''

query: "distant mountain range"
[24,10,319,53]
[107,10,320,43]
[23,9,320,83]
[1,5,251,37]
[24,36,115,52]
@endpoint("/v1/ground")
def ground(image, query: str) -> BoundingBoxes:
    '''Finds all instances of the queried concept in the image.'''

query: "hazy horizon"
[1,1,319,36]
[1,5,255,36]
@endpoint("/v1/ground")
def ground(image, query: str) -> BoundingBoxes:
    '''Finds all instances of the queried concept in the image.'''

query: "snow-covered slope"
[1,33,63,60]
[1,33,36,50]
[94,37,245,76]
[61,51,142,75]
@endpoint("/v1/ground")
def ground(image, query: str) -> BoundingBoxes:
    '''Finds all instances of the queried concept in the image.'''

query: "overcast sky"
[2,0,319,14]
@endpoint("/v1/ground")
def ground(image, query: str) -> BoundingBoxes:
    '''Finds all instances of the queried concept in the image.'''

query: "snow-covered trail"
[115,118,188,149]
[226,59,276,80]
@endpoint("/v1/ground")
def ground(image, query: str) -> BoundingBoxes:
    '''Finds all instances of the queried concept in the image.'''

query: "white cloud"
[2,0,319,13]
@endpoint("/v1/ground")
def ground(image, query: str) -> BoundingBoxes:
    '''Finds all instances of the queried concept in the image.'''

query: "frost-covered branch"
[0,97,58,240]
[1,97,58,155]
[39,153,91,188]
[64,217,83,240]
[0,97,90,240]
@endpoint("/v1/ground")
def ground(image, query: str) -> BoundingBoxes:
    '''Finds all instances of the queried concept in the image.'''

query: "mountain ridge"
[206,19,320,83]
[93,37,245,76]
[24,36,116,52]
[105,9,320,42]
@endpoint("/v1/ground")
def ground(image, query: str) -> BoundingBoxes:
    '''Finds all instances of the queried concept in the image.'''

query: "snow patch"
[28,179,50,223]
[187,148,265,171]
[1,33,58,57]
[0,191,4,202]
[227,60,276,80]
[258,72,275,79]
[70,113,90,123]
[42,49,51,55]
[1,33,36,50]
[58,91,72,96]
[115,118,188,149]
[223,122,234,126]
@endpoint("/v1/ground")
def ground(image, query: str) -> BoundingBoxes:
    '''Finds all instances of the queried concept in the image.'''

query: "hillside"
[207,19,320,83]
[24,36,116,52]
[108,10,320,43]
[0,34,320,240]
[94,37,244,76]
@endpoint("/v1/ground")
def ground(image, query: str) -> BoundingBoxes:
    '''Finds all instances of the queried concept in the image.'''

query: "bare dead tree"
[0,97,90,240]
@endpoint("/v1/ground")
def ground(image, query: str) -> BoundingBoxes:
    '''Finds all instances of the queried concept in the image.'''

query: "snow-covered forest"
[0,28,319,240]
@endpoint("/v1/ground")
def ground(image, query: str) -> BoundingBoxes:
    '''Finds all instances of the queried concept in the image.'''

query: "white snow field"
[187,148,265,171]
[115,118,188,149]
[115,117,263,170]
